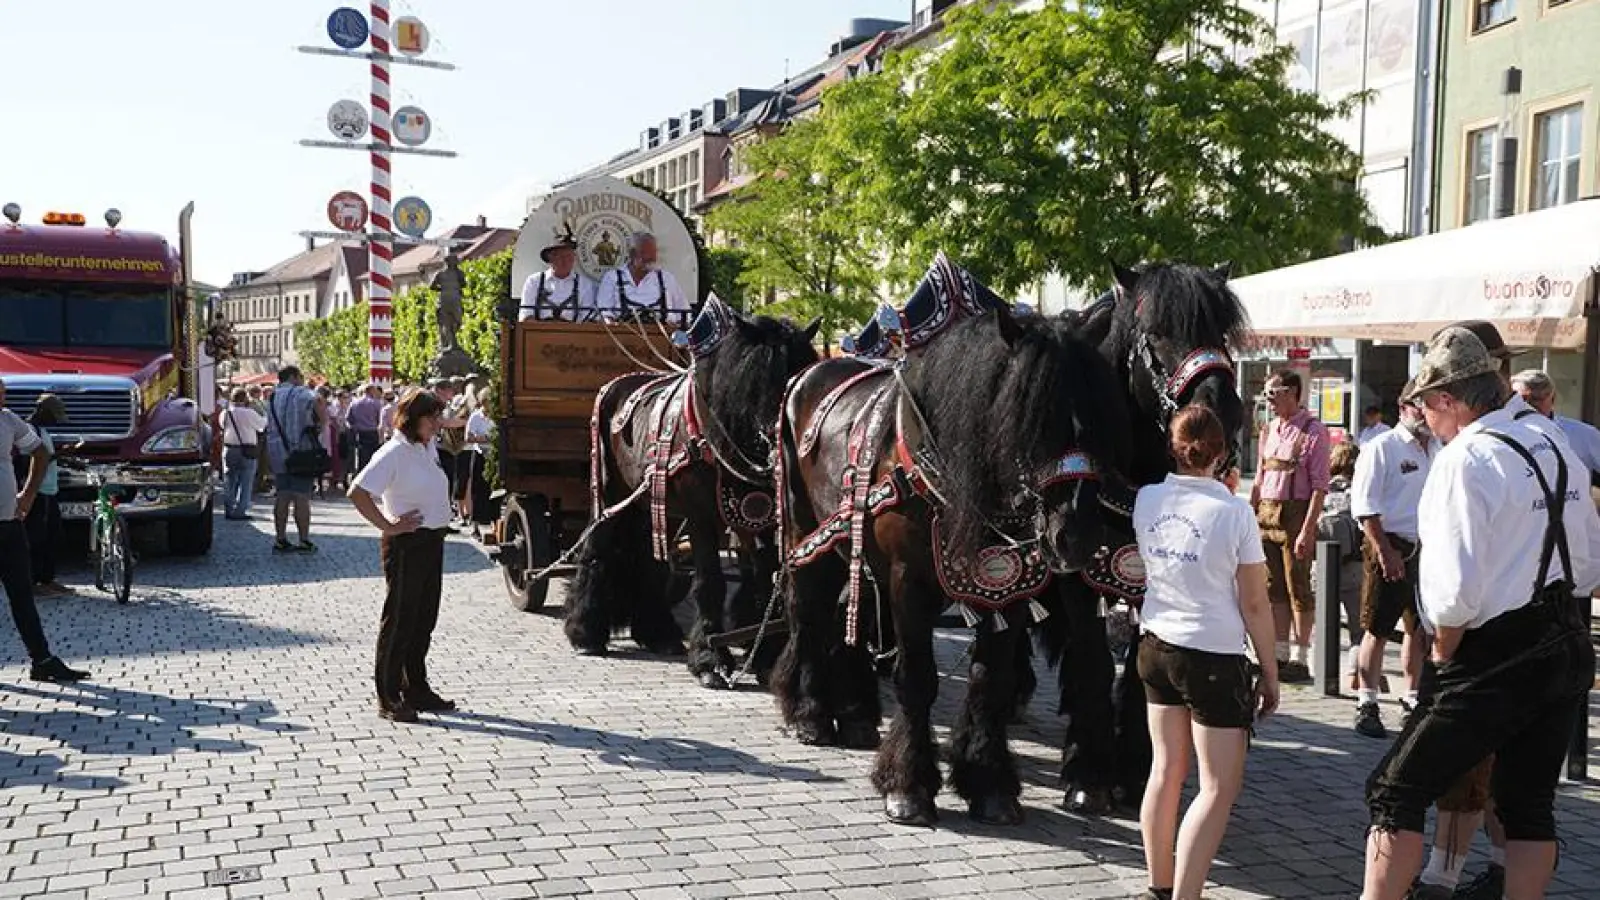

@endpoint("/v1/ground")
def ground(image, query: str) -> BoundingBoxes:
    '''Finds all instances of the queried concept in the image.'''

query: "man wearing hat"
[1362,327,1600,900]
[519,229,596,322]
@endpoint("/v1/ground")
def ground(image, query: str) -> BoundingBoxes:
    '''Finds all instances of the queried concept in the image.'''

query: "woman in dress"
[1134,405,1280,900]
[348,390,457,723]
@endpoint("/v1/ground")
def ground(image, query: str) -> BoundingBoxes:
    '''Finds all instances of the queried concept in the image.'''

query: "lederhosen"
[614,269,667,321]
[523,272,590,322]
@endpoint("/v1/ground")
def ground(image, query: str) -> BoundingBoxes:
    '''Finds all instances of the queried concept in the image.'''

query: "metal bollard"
[1569,594,1593,782]
[1313,541,1343,698]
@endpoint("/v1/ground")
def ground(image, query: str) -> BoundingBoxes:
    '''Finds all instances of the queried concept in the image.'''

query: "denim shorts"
[273,473,317,496]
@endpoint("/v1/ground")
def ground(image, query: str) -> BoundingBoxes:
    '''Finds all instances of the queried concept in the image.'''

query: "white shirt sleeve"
[1558,418,1600,478]
[467,411,492,440]
[593,270,619,318]
[1350,437,1385,521]
[1236,501,1267,566]
[1418,450,1496,629]
[352,441,399,497]
[519,274,540,322]
[4,412,42,456]
[662,270,690,312]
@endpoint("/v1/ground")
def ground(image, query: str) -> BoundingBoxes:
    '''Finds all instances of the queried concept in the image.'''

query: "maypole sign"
[297,4,458,387]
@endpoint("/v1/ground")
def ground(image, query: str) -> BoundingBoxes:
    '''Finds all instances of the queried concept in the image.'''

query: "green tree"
[705,119,881,336]
[295,303,368,386]
[704,246,752,311]
[817,0,1384,292]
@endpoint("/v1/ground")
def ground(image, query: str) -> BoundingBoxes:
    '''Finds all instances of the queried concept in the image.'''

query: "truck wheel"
[501,494,554,613]
[168,501,215,556]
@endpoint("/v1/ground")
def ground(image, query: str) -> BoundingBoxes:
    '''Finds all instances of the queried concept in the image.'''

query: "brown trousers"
[376,528,447,704]
[1258,498,1314,613]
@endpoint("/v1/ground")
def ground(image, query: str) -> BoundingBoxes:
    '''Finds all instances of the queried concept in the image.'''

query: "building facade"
[1434,0,1599,229]
[218,241,364,375]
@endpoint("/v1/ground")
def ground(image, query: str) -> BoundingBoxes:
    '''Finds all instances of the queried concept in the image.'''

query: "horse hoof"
[793,722,836,747]
[1064,786,1114,817]
[885,792,938,827]
[697,671,731,690]
[836,722,881,751]
[573,645,609,658]
[969,794,1024,826]
[644,642,687,657]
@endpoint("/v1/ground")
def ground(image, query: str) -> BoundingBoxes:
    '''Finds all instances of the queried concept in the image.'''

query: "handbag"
[227,410,259,460]
[271,392,330,477]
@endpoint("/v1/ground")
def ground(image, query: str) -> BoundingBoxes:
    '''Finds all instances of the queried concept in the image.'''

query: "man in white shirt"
[1349,387,1436,739]
[1362,327,1600,900]
[592,232,691,323]
[1357,405,1391,447]
[1511,369,1600,486]
[519,230,597,322]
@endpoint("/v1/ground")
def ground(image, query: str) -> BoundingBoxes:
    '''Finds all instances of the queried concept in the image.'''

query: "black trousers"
[437,450,459,504]
[25,494,61,585]
[375,528,447,704]
[1366,593,1593,841]
[0,519,52,662]
[354,429,382,473]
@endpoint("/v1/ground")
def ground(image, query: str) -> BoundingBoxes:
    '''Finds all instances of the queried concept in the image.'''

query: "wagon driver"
[519,228,597,322]
[593,232,691,323]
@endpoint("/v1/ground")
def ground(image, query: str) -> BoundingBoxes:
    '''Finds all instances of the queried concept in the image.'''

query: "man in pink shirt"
[1250,370,1331,683]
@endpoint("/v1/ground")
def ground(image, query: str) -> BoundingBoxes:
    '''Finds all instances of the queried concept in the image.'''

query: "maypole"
[367,0,394,386]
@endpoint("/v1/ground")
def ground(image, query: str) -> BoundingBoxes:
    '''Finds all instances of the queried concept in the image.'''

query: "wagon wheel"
[501,494,554,613]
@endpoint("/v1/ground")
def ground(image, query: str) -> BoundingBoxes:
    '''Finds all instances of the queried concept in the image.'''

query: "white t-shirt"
[1134,473,1267,655]
[1350,424,1437,541]
[466,408,493,455]
[351,435,453,529]
[222,406,267,447]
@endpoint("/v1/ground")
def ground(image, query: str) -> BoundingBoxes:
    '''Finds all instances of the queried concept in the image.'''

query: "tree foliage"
[704,246,752,311]
[705,120,882,337]
[814,0,1384,292]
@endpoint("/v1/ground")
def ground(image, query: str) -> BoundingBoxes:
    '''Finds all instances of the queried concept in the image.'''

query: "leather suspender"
[1483,430,1575,596]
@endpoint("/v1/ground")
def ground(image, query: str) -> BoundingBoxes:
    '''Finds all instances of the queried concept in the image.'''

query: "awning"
[1231,199,1600,350]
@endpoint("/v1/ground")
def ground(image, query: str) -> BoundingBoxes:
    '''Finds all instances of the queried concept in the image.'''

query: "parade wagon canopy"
[1231,199,1600,350]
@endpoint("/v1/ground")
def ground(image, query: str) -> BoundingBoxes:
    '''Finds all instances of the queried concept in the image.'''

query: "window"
[1533,104,1583,210]
[1472,0,1515,32]
[1464,127,1496,224]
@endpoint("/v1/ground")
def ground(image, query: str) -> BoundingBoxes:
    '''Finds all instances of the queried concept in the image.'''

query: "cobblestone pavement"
[2,501,1597,900]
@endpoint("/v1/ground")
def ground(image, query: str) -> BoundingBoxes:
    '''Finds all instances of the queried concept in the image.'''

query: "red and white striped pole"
[367,0,394,387]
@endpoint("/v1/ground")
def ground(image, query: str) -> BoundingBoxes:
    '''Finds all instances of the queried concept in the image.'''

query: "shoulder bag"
[228,410,259,460]
[271,392,330,477]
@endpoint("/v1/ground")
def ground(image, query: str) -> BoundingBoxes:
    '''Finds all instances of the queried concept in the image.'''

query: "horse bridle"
[1130,332,1239,470]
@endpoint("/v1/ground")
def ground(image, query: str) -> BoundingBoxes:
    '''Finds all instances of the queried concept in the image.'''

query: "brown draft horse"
[1041,261,1251,815]
[565,298,820,688]
[773,285,1132,827]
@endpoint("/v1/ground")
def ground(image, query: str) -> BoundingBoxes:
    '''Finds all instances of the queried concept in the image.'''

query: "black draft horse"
[1042,261,1251,815]
[774,303,1131,827]
[566,298,820,688]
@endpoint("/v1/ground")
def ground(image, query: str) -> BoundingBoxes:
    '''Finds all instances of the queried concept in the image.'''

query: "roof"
[243,241,349,288]
[371,225,517,281]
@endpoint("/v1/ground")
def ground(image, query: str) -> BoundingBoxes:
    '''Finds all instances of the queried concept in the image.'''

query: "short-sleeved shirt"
[1350,424,1437,542]
[1256,409,1332,502]
[222,406,267,447]
[1135,473,1268,654]
[351,435,453,529]
[466,409,493,455]
[36,430,58,497]
[345,396,382,432]
[0,408,44,521]
[265,384,319,474]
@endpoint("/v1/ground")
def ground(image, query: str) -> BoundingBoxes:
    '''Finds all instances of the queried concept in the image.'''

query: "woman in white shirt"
[349,390,457,724]
[221,388,267,521]
[1133,405,1280,900]
[463,387,496,540]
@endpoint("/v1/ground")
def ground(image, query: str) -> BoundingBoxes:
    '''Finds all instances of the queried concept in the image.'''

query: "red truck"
[0,203,216,555]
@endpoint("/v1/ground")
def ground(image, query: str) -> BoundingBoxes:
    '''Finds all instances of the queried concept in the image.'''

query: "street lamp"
[1495,67,1522,219]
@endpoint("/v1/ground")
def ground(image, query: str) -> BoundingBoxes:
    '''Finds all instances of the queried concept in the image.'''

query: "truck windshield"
[0,284,174,349]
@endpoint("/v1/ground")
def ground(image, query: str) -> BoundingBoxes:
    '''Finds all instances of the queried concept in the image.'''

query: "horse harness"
[590,369,778,562]
[782,365,1101,645]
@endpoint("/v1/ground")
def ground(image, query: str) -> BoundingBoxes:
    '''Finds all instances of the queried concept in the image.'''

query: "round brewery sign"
[393,196,432,239]
[511,176,699,302]
[326,8,369,50]
[327,191,369,233]
[326,99,369,141]
[394,16,430,56]
[393,105,431,147]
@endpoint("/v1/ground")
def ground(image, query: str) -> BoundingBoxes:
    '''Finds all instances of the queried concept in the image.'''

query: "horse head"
[905,304,1131,575]
[686,295,820,471]
[1106,261,1249,480]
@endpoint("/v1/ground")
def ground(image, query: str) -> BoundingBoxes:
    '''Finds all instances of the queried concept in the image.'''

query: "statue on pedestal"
[429,253,478,378]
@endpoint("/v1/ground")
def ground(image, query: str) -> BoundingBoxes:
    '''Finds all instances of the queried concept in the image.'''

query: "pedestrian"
[380,389,399,442]
[348,389,457,724]
[221,388,266,521]
[1319,441,1366,690]
[1511,369,1600,485]
[0,381,91,682]
[1362,327,1600,900]
[1358,405,1391,446]
[464,386,496,539]
[1349,384,1437,739]
[346,384,385,472]
[1249,369,1330,684]
[265,366,322,554]
[1134,406,1279,900]
[22,395,69,596]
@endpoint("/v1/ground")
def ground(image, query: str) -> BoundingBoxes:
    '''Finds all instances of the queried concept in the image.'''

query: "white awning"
[1231,199,1600,350]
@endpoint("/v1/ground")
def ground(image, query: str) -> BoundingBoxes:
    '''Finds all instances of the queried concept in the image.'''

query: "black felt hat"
[541,225,579,264]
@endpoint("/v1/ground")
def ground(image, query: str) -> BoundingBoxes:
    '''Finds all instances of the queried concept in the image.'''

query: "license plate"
[60,502,94,521]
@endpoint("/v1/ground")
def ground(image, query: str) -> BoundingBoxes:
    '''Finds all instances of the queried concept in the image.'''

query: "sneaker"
[1280,660,1314,684]
[1138,889,1173,900]
[1399,698,1420,729]
[1452,864,1504,900]
[272,538,295,554]
[294,540,318,554]
[1354,702,1387,739]
[1405,883,1453,900]
[30,656,90,682]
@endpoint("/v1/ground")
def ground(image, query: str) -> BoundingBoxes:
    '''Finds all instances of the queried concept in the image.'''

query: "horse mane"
[904,311,1132,557]
[1107,262,1251,360]
[699,314,819,460]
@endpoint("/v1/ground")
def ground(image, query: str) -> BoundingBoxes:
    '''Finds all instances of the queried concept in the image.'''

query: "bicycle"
[57,458,135,604]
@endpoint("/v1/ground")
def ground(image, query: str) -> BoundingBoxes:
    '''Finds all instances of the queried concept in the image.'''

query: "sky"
[5,0,914,287]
